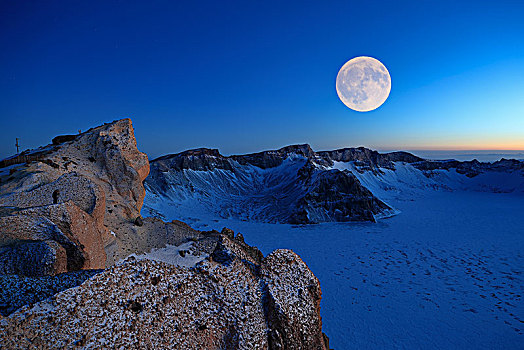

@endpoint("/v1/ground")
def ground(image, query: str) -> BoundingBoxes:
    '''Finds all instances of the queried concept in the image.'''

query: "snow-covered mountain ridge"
[144,145,524,224]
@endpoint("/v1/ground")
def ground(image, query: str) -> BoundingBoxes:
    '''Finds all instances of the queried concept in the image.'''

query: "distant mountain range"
[144,145,524,224]
[397,150,524,162]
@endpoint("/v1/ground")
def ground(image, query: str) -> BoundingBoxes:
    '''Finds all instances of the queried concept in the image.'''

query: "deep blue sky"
[1,0,523,159]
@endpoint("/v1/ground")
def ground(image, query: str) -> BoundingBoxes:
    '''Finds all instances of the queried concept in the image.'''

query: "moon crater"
[336,56,391,112]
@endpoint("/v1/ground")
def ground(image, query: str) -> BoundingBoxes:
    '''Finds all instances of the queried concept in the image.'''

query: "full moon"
[336,56,391,112]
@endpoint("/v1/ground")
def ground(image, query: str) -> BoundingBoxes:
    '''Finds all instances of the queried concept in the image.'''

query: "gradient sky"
[1,0,523,159]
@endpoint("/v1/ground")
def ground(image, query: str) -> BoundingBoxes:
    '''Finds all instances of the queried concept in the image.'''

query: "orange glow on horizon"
[378,140,524,152]
[403,146,524,151]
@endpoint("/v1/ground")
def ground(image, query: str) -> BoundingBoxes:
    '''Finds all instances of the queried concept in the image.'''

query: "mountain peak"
[152,148,222,162]
[276,144,315,158]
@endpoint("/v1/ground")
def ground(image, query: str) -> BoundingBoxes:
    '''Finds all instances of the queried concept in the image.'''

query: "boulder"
[52,135,77,145]
[0,201,107,275]
[262,249,327,350]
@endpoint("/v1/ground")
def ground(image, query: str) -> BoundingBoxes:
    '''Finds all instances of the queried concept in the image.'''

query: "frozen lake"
[178,190,523,349]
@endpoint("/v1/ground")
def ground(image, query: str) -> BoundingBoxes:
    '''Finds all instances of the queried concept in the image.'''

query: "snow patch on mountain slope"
[145,157,310,222]
[332,161,524,201]
[127,242,207,268]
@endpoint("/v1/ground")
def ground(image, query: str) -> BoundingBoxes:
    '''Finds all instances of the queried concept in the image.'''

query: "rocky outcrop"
[317,147,423,171]
[0,230,329,350]
[0,119,149,276]
[262,249,327,349]
[317,147,424,168]
[293,161,391,223]
[412,158,524,177]
[0,201,106,275]
[153,148,234,171]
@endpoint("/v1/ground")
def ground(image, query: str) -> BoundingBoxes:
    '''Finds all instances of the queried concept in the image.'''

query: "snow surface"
[144,162,524,349]
[126,242,207,268]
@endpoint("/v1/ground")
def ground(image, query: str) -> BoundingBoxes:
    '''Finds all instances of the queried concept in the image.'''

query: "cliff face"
[292,160,391,223]
[0,119,149,275]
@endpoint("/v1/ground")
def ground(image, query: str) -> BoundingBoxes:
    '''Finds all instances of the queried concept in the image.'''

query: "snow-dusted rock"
[0,232,329,350]
[0,269,101,317]
[262,249,327,349]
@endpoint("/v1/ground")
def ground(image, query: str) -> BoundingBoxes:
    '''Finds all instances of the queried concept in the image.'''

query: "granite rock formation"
[0,119,149,275]
[0,231,329,350]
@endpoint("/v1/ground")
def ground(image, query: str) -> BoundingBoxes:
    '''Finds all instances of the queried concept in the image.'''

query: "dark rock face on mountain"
[317,147,424,171]
[293,163,391,223]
